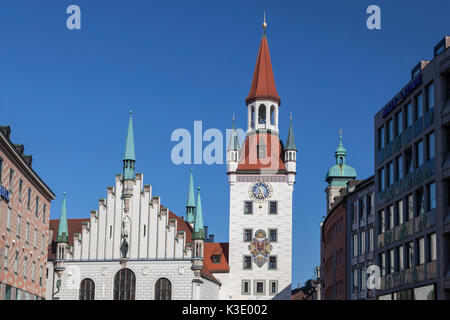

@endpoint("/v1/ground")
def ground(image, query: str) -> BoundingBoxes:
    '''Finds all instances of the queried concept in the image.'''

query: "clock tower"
[226,18,296,300]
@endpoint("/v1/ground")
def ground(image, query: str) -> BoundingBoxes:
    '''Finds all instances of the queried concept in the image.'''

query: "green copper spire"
[285,114,297,151]
[326,130,356,186]
[123,110,136,180]
[186,169,196,224]
[57,192,69,243]
[227,113,240,151]
[192,187,205,240]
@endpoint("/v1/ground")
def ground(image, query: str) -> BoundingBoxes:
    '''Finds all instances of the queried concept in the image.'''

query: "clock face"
[250,181,272,201]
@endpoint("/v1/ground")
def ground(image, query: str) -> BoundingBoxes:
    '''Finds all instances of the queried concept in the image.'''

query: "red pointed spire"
[246,35,281,106]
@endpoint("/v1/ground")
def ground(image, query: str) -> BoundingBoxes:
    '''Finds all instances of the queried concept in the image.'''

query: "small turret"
[55,193,69,279]
[192,187,205,276]
[285,114,297,184]
[186,169,196,228]
[227,114,240,173]
[123,110,136,181]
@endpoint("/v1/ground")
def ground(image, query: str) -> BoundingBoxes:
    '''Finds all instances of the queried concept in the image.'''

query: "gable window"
[212,255,221,264]
[269,201,277,214]
[244,201,253,214]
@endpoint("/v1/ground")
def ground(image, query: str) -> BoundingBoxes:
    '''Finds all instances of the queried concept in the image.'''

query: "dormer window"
[212,255,221,264]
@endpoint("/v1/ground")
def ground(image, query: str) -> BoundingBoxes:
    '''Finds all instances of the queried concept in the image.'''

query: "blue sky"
[1,0,449,287]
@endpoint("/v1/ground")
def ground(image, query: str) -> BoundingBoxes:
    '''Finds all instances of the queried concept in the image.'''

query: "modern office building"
[374,36,450,300]
[0,125,55,300]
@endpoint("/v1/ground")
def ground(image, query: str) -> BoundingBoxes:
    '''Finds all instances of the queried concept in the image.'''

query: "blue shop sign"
[0,185,10,202]
[382,74,422,118]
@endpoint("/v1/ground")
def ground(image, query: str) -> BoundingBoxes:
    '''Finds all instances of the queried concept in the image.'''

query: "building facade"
[0,125,55,300]
[374,36,450,300]
[46,113,221,300]
[346,176,375,300]
[223,23,296,300]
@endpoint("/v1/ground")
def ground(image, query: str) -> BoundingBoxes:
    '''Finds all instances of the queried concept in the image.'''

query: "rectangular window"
[406,102,413,127]
[379,168,385,192]
[23,256,28,278]
[242,280,250,295]
[14,251,19,273]
[418,237,425,265]
[415,93,423,119]
[9,169,14,191]
[35,196,39,217]
[369,228,374,252]
[244,229,252,242]
[27,188,31,209]
[0,157,3,182]
[429,233,436,261]
[388,119,393,142]
[378,126,385,150]
[353,201,358,222]
[257,144,266,159]
[361,230,366,254]
[405,148,413,173]
[26,223,30,242]
[379,210,385,234]
[243,256,252,270]
[269,229,277,242]
[244,201,253,214]
[427,132,435,160]
[18,179,23,201]
[353,268,358,292]
[32,261,36,281]
[39,266,43,286]
[269,201,277,214]
[7,207,11,230]
[388,205,394,230]
[255,281,265,295]
[396,156,403,181]
[269,280,278,295]
[380,253,386,276]
[398,246,404,271]
[407,241,414,268]
[416,140,423,168]
[33,229,37,248]
[43,204,47,223]
[353,234,358,257]
[361,267,366,290]
[269,256,277,270]
[397,200,404,225]
[367,194,372,216]
[387,162,393,186]
[407,194,414,220]
[389,249,395,274]
[17,215,21,237]
[428,182,436,210]
[396,111,403,135]
[426,83,434,111]
[4,246,9,269]
[143,224,146,237]
[416,188,425,216]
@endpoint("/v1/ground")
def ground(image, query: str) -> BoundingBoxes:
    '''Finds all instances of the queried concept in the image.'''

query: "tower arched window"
[258,104,266,124]
[113,268,136,300]
[79,278,95,300]
[251,106,255,128]
[154,278,172,300]
[270,105,275,125]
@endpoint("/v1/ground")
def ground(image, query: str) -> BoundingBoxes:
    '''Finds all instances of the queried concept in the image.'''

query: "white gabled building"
[46,112,220,300]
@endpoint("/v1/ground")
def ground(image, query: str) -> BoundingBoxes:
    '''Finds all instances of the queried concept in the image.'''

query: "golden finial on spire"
[339,128,343,136]
[290,112,292,121]
[263,11,267,32]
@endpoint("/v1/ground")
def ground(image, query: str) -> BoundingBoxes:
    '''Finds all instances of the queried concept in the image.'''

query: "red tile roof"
[204,242,229,273]
[236,132,286,173]
[246,35,280,105]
